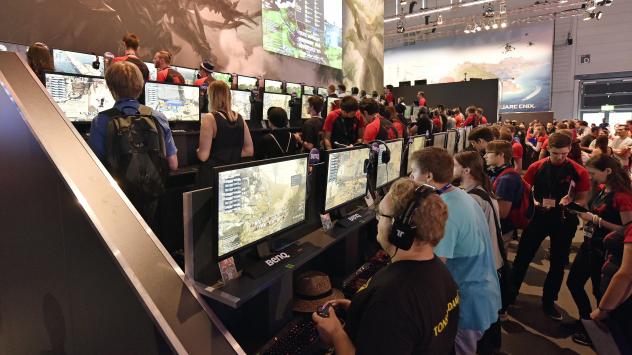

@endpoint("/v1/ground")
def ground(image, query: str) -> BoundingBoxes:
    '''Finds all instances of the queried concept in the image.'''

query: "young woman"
[196,80,254,187]
[26,42,54,84]
[255,107,300,159]
[566,154,632,346]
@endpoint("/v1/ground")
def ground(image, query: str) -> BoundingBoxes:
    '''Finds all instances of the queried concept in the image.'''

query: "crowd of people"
[22,33,632,355]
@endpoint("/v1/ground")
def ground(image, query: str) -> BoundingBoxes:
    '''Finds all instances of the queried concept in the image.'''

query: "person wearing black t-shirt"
[256,107,300,159]
[301,95,325,152]
[313,179,459,355]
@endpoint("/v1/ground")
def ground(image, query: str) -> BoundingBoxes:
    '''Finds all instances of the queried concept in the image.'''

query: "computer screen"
[325,146,369,211]
[406,135,427,173]
[327,97,339,115]
[215,155,308,259]
[304,85,315,95]
[52,49,104,77]
[172,66,198,85]
[45,72,114,122]
[0,41,29,61]
[411,107,420,122]
[231,90,252,121]
[446,130,457,155]
[237,75,258,91]
[376,139,404,188]
[263,93,291,120]
[144,82,200,121]
[264,79,283,94]
[286,82,302,98]
[318,87,328,96]
[301,94,314,119]
[433,133,446,149]
[213,72,232,86]
[143,62,157,81]
[457,128,466,152]
[404,106,413,119]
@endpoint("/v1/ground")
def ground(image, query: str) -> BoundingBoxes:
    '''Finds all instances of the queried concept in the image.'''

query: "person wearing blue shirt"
[410,147,501,355]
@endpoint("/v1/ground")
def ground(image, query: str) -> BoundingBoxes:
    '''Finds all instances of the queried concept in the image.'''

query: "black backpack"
[104,105,168,208]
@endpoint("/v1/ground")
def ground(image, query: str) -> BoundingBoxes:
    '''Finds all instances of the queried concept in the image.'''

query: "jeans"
[512,209,578,306]
[566,240,603,319]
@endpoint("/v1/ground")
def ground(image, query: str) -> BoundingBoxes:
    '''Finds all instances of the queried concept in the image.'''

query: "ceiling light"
[484,23,491,30]
[492,22,499,29]
[438,14,443,25]
[476,24,482,31]
[500,21,507,28]
[464,28,470,33]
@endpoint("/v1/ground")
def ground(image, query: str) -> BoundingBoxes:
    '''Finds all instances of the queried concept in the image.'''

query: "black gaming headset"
[388,185,436,251]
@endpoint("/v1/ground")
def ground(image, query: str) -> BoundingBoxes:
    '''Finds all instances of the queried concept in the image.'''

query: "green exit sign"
[602,105,615,111]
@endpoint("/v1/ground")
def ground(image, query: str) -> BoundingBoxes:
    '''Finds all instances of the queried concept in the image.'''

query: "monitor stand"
[243,241,309,279]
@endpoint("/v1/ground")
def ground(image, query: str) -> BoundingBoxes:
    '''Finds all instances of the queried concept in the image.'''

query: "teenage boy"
[410,147,501,355]
[512,133,591,320]
[467,127,494,166]
[323,96,364,149]
[361,98,398,142]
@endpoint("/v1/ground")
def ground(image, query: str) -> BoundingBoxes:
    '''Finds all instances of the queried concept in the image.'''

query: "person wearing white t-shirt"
[610,125,632,168]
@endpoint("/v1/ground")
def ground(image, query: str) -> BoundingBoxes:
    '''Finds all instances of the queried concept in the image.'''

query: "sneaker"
[543,304,563,321]
[572,328,593,347]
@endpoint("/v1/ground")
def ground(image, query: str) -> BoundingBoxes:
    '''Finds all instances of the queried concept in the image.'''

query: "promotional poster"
[384,22,554,113]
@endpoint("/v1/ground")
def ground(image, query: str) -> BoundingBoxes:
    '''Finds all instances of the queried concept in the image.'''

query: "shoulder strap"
[102,107,123,119]
[269,133,285,154]
[467,187,507,262]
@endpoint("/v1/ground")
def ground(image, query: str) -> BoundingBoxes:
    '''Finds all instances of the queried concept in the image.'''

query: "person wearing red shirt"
[453,107,464,128]
[512,133,591,320]
[360,99,399,142]
[153,50,185,84]
[111,33,150,81]
[500,128,523,171]
[432,112,443,132]
[385,85,394,106]
[462,106,479,127]
[323,96,364,149]
[417,91,427,107]
[476,107,488,125]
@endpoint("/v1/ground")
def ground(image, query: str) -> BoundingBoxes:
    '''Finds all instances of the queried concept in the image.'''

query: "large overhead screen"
[262,0,342,69]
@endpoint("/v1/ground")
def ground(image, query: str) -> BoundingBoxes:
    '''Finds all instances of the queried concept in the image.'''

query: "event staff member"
[196,81,253,187]
[454,107,464,128]
[112,33,149,81]
[301,95,325,152]
[417,91,427,107]
[410,148,501,355]
[153,50,184,84]
[512,133,591,320]
[476,107,488,125]
[361,99,398,142]
[323,96,364,149]
[26,42,54,85]
[313,179,459,355]
[255,107,300,159]
[410,107,433,136]
[463,106,480,127]
[566,154,632,346]
[194,61,215,114]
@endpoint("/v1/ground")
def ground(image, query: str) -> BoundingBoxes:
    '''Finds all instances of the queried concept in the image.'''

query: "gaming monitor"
[326,97,339,115]
[404,106,413,119]
[376,139,404,188]
[446,130,457,155]
[433,133,447,149]
[53,49,104,77]
[264,79,283,94]
[286,82,302,98]
[45,72,115,122]
[237,75,258,91]
[301,94,314,119]
[406,135,427,173]
[144,62,157,81]
[262,93,291,120]
[325,145,370,212]
[172,66,198,85]
[144,82,200,121]
[231,89,252,121]
[304,85,315,95]
[213,72,232,86]
[213,154,308,260]
[0,41,29,61]
[317,87,328,96]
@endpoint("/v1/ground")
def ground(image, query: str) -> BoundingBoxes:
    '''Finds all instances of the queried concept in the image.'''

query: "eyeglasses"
[375,211,394,221]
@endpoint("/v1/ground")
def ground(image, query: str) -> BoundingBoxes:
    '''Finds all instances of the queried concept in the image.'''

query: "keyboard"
[260,318,324,355]
[342,250,389,296]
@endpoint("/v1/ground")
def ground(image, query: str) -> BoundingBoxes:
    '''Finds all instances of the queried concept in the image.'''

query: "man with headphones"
[313,178,459,355]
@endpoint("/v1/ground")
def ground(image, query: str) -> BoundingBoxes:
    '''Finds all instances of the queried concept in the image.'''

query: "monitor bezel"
[52,49,105,76]
[324,145,370,212]
[406,134,427,174]
[44,71,114,122]
[376,138,405,188]
[211,153,309,261]
[236,75,258,91]
[457,128,466,152]
[143,81,201,122]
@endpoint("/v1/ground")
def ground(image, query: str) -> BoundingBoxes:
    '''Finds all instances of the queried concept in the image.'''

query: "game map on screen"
[376,140,403,188]
[217,158,307,258]
[145,83,200,121]
[45,73,114,122]
[325,147,369,211]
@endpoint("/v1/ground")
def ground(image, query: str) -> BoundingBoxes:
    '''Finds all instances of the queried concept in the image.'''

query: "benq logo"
[265,252,290,267]
[348,213,362,222]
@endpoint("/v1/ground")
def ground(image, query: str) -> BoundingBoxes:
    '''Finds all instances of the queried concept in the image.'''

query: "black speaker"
[399,81,412,87]
[414,79,427,86]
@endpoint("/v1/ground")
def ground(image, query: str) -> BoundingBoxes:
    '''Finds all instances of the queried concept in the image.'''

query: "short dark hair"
[548,132,572,148]
[123,33,140,50]
[359,98,379,116]
[468,127,494,143]
[590,126,600,134]
[267,107,288,128]
[487,140,513,164]
[386,84,394,90]
[340,96,359,112]
[338,84,346,92]
[351,87,359,95]
[410,147,453,183]
[307,95,324,114]
[466,106,477,114]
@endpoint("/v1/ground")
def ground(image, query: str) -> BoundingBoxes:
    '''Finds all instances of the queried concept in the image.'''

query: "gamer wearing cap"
[312,178,459,355]
[194,60,215,86]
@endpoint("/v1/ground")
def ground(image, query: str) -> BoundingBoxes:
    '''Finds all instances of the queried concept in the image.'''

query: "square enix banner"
[384,22,554,113]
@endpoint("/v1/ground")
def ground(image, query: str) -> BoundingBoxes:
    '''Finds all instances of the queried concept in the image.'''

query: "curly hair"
[388,179,448,247]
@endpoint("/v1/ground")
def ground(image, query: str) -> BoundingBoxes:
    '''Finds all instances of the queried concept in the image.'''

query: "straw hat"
[293,271,345,313]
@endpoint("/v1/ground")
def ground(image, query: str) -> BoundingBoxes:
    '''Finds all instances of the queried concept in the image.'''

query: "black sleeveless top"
[196,111,244,187]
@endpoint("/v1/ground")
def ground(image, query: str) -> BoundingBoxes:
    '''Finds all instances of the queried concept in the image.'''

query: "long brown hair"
[27,42,54,82]
[454,151,496,197]
[208,80,237,122]
[594,135,610,155]
[585,155,632,194]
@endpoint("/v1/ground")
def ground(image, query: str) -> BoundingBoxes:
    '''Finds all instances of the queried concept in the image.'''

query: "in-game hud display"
[237,75,258,91]
[144,82,200,121]
[45,73,114,122]
[217,157,307,258]
[407,136,426,173]
[301,94,314,119]
[325,147,369,211]
[53,49,104,76]
[231,90,252,120]
[263,93,291,120]
[433,133,446,148]
[376,139,403,188]
[213,72,232,86]
[264,79,283,93]
[447,130,457,155]
[286,82,302,98]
